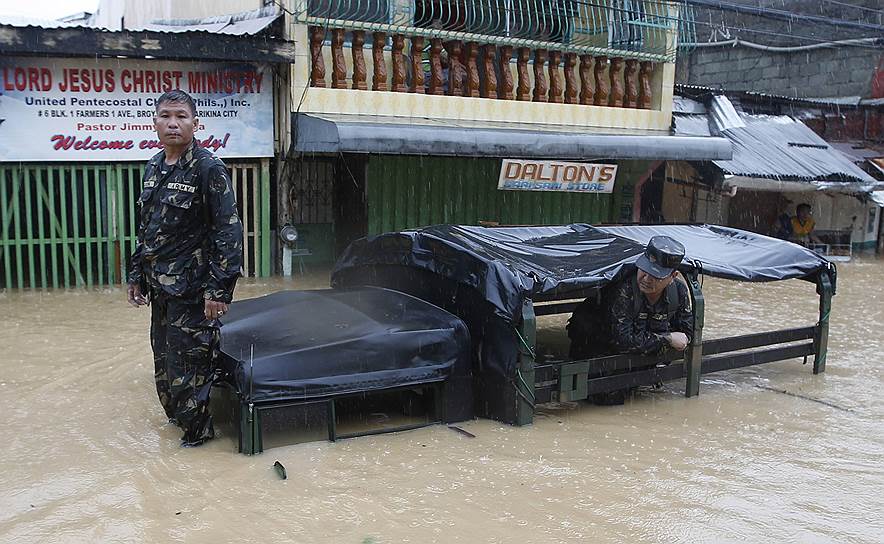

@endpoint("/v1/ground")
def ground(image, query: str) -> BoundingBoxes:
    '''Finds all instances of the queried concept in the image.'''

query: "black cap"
[635,235,685,279]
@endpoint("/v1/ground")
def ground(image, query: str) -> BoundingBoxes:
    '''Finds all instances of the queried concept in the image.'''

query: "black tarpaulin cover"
[598,224,835,284]
[217,287,471,403]
[332,224,835,323]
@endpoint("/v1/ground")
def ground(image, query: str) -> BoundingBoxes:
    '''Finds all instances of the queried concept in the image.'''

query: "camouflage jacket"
[128,141,243,303]
[608,274,694,355]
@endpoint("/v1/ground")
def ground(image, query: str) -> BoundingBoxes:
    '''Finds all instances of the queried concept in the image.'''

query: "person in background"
[790,203,819,246]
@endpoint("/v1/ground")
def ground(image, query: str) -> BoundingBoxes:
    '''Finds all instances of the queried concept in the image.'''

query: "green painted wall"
[291,222,336,265]
[366,156,649,234]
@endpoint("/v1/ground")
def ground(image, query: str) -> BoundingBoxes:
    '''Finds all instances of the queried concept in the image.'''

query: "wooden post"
[639,61,654,109]
[481,45,497,98]
[515,300,536,426]
[684,274,705,398]
[498,45,514,100]
[410,36,425,93]
[331,29,347,89]
[593,56,608,106]
[533,48,548,102]
[813,273,833,374]
[448,41,465,96]
[579,54,594,105]
[609,57,624,107]
[548,50,563,103]
[309,26,326,88]
[372,32,387,91]
[624,59,639,108]
[466,42,481,97]
[351,30,367,90]
[516,47,531,101]
[391,34,407,92]
[429,38,444,95]
[563,53,578,104]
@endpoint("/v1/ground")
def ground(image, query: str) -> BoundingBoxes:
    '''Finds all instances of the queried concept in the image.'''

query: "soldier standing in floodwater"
[127,89,243,447]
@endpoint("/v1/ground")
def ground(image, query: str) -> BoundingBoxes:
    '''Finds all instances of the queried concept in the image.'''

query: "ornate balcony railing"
[298,0,694,61]
[294,1,693,108]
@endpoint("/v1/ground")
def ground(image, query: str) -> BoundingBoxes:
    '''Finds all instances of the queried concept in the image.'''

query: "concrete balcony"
[287,1,688,134]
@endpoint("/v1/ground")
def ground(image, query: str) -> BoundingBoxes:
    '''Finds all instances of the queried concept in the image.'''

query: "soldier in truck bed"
[568,235,694,404]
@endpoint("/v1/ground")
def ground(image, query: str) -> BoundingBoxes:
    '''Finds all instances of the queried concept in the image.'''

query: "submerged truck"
[216,223,836,454]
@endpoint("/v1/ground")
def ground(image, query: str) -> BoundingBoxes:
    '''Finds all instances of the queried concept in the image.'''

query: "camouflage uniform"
[569,273,694,405]
[129,140,243,445]
[609,274,693,355]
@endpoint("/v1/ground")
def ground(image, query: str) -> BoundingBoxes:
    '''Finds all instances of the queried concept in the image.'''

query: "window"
[308,0,390,24]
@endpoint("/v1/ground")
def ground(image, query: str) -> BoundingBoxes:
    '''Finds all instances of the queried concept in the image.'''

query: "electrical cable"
[684,36,882,52]
[683,0,884,33]
[816,0,882,15]
[569,0,879,48]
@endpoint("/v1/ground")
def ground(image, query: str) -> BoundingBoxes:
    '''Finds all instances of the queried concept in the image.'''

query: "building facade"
[0,12,294,289]
[676,0,883,100]
[281,0,729,265]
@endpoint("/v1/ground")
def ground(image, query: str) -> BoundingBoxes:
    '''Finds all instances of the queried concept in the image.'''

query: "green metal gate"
[0,160,271,290]
[366,156,642,234]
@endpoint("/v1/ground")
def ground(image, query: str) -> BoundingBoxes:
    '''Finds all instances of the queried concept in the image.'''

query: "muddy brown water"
[1,260,882,543]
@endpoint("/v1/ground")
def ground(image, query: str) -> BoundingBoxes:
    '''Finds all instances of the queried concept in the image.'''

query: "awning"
[721,176,874,194]
[673,96,877,186]
[294,113,733,161]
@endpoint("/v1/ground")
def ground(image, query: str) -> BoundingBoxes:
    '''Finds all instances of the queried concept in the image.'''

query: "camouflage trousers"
[150,294,219,444]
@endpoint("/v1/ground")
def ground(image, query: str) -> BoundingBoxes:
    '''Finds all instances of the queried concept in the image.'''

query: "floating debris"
[756,386,853,413]
[448,425,476,438]
[273,460,287,480]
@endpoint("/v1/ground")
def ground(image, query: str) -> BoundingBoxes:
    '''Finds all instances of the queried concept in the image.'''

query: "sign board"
[498,159,618,193]
[0,57,273,162]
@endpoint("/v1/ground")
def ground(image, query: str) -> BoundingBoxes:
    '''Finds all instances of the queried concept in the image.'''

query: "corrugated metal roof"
[674,96,877,184]
[135,6,279,36]
[675,83,883,109]
[0,15,95,29]
[0,6,279,36]
[673,96,706,115]
[672,114,711,137]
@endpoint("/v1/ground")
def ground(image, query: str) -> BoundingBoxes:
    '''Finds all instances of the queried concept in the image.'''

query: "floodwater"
[1,260,882,543]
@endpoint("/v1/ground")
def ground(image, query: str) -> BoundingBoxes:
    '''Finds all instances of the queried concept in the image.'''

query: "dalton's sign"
[498,159,618,193]
[0,56,273,161]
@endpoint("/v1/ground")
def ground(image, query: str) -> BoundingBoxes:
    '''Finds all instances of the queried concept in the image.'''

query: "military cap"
[635,235,685,279]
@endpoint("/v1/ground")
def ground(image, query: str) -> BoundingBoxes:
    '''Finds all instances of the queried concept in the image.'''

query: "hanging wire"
[815,0,882,15]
